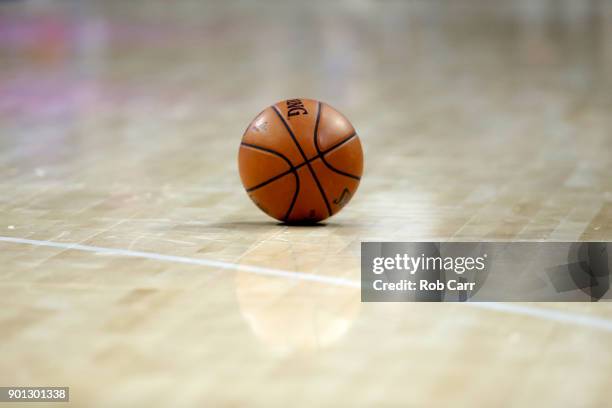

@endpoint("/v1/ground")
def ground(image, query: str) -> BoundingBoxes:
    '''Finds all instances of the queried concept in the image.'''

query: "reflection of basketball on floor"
[238,98,364,223]
[235,274,360,353]
[234,234,360,353]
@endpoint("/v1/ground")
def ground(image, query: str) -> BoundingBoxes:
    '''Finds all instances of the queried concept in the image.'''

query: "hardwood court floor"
[0,1,611,406]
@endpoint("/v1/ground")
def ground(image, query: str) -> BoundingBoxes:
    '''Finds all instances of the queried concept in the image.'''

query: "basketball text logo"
[286,99,308,117]
[333,188,351,207]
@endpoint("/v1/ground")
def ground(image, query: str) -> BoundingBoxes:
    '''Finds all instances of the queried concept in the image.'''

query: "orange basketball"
[238,98,364,223]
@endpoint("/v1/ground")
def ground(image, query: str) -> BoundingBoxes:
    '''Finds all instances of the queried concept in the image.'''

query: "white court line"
[469,302,612,332]
[0,236,360,288]
[1,235,612,332]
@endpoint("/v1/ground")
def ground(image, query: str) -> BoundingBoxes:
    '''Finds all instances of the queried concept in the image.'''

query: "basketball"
[238,98,363,223]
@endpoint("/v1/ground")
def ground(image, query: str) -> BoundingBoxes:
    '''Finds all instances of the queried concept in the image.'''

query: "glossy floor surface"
[0,0,611,406]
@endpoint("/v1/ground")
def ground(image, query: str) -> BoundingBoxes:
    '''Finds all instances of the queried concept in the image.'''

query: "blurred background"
[1,0,611,239]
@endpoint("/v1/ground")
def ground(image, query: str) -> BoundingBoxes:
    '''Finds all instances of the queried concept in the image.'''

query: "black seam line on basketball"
[322,132,358,158]
[272,105,332,217]
[240,143,299,201]
[245,168,291,192]
[242,132,357,193]
[240,142,295,169]
[313,102,361,181]
[242,154,308,191]
[241,142,298,220]
[283,169,299,222]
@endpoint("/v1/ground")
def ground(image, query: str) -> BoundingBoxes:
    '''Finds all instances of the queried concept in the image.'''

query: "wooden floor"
[1,0,612,406]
